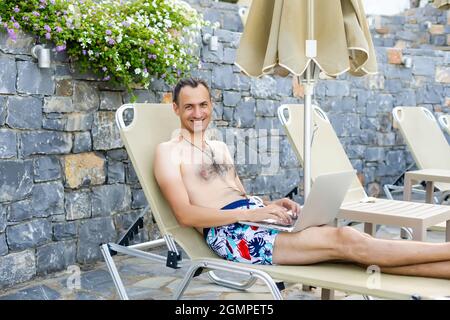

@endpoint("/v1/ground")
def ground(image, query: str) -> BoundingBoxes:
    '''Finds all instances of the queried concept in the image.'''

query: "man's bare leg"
[379,261,450,279]
[272,226,450,271]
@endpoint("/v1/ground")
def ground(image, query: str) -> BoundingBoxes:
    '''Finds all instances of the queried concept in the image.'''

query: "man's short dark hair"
[172,77,211,105]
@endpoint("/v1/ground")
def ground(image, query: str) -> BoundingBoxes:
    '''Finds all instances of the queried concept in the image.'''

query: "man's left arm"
[219,142,301,216]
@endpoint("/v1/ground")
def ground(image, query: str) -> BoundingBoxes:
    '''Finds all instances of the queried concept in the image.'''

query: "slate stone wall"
[0,1,449,289]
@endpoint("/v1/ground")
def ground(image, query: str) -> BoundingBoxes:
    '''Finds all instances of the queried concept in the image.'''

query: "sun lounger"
[277,104,450,240]
[389,107,450,204]
[101,103,450,300]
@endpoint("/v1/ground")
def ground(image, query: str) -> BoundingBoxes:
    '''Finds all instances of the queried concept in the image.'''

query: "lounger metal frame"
[438,115,450,136]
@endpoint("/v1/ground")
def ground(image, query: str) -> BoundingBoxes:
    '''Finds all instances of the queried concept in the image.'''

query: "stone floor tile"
[0,285,60,300]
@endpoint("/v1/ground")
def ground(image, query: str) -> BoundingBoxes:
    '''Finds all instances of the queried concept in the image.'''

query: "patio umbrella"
[235,0,377,198]
[434,0,450,10]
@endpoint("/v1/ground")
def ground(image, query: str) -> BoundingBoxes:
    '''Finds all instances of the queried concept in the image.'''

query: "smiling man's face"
[173,84,213,134]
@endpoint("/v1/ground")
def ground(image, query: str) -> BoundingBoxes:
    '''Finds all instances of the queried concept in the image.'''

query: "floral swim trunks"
[204,196,279,265]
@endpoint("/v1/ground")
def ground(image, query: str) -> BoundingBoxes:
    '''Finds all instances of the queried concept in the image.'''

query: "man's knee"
[336,226,370,259]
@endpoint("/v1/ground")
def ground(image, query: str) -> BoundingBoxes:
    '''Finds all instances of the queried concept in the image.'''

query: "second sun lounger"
[277,104,450,240]
[390,107,450,204]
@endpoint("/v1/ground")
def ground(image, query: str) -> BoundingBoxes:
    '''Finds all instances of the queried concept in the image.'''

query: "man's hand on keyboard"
[263,210,296,224]
[243,204,293,225]
[270,198,301,218]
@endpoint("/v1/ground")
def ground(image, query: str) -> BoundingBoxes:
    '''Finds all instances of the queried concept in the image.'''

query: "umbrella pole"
[303,0,315,199]
[303,75,313,199]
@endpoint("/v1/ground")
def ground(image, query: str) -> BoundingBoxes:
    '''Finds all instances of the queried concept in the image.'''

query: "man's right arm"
[153,143,292,228]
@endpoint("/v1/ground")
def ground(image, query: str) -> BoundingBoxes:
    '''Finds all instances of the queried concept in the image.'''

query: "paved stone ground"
[0,222,445,300]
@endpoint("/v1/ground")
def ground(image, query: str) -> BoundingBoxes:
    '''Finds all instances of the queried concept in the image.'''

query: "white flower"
[116,65,122,71]
[125,61,131,68]
[164,19,172,28]
[134,68,141,75]
[88,50,93,55]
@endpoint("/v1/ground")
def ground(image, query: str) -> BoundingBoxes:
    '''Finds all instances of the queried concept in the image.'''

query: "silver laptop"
[239,170,355,232]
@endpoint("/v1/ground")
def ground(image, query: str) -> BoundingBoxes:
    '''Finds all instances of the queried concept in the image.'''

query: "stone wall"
[0,0,449,289]
[370,4,450,49]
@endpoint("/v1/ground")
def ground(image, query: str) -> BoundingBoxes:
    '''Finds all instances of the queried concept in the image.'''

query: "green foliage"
[0,0,205,92]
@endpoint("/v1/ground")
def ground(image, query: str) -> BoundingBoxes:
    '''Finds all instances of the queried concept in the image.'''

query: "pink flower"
[44,24,51,32]
[45,32,51,40]
[7,29,17,41]
[55,26,63,33]
[13,7,20,13]
[32,11,40,17]
[55,44,66,52]
[108,38,115,45]
[105,29,112,35]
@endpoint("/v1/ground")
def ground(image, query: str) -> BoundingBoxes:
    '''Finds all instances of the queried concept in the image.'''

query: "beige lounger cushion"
[280,104,367,203]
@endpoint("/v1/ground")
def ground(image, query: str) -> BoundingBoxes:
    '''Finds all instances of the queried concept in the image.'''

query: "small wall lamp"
[31,44,51,68]
[202,32,219,51]
[401,56,412,69]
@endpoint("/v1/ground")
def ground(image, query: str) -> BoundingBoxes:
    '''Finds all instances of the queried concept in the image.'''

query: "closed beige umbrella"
[235,0,377,197]
[236,0,377,78]
[434,0,450,10]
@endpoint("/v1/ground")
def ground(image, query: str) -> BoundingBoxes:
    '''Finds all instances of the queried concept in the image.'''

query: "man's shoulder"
[156,138,182,156]
[207,140,229,150]
[157,137,180,149]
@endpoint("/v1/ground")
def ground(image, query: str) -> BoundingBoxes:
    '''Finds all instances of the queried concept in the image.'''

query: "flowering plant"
[0,0,205,91]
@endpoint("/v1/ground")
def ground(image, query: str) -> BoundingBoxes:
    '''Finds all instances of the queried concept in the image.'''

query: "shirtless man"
[155,77,450,279]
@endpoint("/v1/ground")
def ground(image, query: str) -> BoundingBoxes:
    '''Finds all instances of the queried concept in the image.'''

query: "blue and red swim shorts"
[204,196,279,265]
